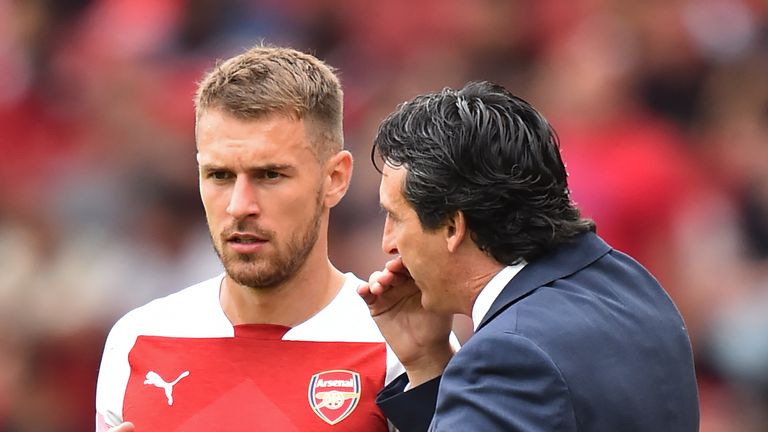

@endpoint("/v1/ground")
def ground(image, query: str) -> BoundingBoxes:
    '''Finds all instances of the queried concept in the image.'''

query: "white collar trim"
[471,262,526,331]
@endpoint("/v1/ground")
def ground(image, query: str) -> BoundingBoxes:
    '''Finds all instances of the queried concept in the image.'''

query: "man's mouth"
[225,233,268,251]
[226,230,268,241]
[229,237,264,244]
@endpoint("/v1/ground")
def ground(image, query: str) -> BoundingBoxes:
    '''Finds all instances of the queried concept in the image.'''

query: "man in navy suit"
[358,81,700,431]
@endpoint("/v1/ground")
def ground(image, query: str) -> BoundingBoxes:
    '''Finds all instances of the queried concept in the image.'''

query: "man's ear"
[445,210,467,253]
[323,150,353,208]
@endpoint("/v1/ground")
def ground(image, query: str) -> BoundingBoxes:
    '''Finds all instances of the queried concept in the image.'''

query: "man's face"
[197,109,325,288]
[379,165,454,312]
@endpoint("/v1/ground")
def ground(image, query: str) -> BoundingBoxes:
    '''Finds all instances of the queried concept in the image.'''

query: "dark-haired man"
[359,81,700,431]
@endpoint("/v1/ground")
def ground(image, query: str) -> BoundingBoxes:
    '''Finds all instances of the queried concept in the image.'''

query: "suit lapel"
[476,231,611,331]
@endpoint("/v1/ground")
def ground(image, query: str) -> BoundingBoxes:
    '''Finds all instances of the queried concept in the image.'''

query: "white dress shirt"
[471,263,526,331]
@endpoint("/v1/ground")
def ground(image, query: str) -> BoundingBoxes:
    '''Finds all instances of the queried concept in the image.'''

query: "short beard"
[211,190,323,289]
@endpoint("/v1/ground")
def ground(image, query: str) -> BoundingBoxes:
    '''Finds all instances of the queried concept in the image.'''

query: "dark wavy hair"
[372,81,595,265]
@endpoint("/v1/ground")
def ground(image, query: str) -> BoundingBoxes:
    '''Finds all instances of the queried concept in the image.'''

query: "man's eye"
[263,170,281,180]
[209,171,230,180]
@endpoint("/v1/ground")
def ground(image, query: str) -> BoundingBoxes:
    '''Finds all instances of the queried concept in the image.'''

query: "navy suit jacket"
[378,232,699,431]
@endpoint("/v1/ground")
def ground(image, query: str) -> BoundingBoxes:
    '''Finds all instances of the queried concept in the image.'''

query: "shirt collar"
[471,262,526,331]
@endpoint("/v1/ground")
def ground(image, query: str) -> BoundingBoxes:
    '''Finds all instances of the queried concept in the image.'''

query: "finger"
[356,282,371,297]
[385,256,411,277]
[384,256,403,272]
[370,281,386,296]
[366,271,390,296]
[374,269,396,288]
[368,270,384,286]
[379,268,415,290]
[357,283,377,305]
[369,265,414,296]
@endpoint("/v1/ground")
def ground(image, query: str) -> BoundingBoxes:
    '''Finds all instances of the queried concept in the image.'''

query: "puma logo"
[144,370,190,406]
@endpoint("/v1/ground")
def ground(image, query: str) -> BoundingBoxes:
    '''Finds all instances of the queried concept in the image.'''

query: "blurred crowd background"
[0,0,766,430]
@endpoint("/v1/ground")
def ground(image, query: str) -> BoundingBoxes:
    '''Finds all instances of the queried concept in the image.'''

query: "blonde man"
[96,46,404,432]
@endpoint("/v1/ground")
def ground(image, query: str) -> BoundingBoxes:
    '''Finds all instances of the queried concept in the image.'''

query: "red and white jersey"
[95,273,404,431]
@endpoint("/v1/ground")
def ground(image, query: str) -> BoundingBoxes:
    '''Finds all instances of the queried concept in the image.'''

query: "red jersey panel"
[95,273,403,431]
[123,329,387,431]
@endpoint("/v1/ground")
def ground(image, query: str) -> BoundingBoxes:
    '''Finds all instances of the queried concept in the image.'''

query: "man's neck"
[453,250,505,316]
[219,260,345,327]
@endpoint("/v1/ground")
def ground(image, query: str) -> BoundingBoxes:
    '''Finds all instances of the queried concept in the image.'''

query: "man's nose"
[381,217,398,255]
[226,176,260,219]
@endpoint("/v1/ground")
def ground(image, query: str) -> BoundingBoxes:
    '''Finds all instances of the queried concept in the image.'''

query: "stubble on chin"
[211,215,320,290]
[221,252,294,289]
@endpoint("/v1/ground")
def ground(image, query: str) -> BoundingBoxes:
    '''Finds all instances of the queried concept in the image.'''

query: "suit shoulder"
[441,329,578,430]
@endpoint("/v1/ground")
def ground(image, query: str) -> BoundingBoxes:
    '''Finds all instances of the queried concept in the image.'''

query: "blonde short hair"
[195,45,343,159]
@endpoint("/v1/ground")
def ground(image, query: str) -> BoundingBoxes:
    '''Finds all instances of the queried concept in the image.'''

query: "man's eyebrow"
[198,162,224,170]
[252,163,292,171]
[198,163,293,171]
[379,203,396,216]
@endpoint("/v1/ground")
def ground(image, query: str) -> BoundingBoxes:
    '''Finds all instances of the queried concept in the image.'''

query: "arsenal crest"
[308,370,361,425]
